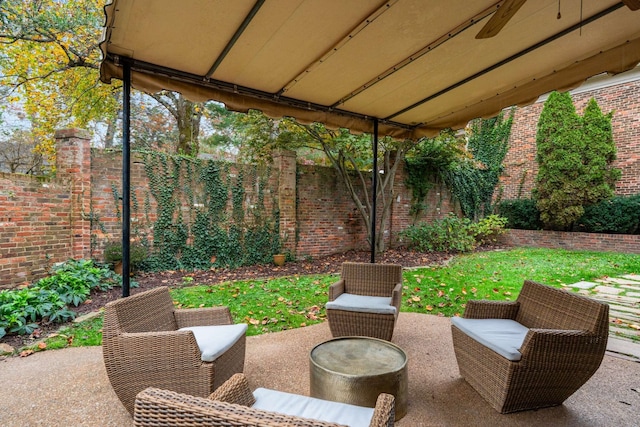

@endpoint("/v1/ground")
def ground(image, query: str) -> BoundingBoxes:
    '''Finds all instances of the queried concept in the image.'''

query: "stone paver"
[569,275,640,358]
[570,281,598,289]
[593,285,623,295]
[599,277,640,285]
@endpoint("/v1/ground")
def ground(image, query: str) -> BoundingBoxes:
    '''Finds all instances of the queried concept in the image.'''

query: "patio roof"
[99,0,640,139]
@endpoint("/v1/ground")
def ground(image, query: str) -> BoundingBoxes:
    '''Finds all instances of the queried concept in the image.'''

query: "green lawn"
[18,248,640,354]
[401,247,640,317]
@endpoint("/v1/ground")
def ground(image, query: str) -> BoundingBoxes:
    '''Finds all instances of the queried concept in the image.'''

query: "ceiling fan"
[476,0,640,39]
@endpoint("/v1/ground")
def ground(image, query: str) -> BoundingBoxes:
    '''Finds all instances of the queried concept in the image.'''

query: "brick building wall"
[501,68,640,200]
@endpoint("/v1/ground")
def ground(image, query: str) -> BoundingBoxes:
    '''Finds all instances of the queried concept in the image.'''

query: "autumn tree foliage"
[0,0,203,166]
[0,0,117,168]
[534,91,620,230]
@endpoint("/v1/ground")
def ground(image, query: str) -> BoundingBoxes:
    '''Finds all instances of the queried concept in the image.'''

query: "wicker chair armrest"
[463,300,519,319]
[174,306,233,327]
[116,330,202,366]
[391,283,402,310]
[519,328,606,364]
[369,393,395,427]
[328,279,345,301]
[208,373,256,406]
[134,387,355,427]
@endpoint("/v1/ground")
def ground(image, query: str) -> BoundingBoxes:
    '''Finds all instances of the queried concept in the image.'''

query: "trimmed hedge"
[498,195,640,234]
[575,195,640,234]
[496,199,542,230]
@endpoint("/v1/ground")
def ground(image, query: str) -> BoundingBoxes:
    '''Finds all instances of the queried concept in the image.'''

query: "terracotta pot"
[273,254,286,266]
[113,260,123,275]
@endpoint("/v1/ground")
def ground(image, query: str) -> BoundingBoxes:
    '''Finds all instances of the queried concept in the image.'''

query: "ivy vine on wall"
[104,151,280,271]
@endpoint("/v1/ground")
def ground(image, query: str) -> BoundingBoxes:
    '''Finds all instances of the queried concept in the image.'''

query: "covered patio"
[99,0,640,287]
[1,312,638,425]
[90,1,640,424]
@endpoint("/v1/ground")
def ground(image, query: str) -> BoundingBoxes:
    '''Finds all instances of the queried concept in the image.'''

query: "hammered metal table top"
[310,336,407,376]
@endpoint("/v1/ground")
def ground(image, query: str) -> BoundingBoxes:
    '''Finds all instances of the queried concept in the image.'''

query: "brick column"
[272,150,297,256]
[55,129,92,260]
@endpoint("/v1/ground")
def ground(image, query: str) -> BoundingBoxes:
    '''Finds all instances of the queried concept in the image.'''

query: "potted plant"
[104,241,148,274]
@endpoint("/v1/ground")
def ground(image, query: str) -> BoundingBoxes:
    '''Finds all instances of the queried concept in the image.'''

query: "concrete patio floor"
[0,312,638,426]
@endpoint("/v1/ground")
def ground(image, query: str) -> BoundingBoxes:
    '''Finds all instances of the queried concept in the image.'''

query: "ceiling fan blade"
[622,0,640,11]
[476,0,528,39]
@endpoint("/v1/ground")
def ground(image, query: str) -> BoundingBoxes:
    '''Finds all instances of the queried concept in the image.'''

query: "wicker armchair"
[103,286,247,414]
[451,280,609,413]
[133,373,395,427]
[326,262,403,341]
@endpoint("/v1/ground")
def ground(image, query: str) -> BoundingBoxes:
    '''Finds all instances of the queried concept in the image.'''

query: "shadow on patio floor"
[1,313,638,426]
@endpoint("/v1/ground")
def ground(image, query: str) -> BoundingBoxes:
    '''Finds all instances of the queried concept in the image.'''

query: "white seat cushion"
[179,323,247,362]
[326,293,396,315]
[252,388,374,427]
[451,317,529,361]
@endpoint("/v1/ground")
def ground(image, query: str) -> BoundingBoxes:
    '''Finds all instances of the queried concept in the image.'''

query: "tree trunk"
[175,98,202,156]
[151,92,203,156]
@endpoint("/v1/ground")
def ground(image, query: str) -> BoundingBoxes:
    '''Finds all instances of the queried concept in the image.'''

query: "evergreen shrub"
[496,199,542,230]
[575,195,640,234]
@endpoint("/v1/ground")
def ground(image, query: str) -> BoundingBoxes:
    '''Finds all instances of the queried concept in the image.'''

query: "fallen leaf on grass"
[38,342,47,350]
[20,349,34,357]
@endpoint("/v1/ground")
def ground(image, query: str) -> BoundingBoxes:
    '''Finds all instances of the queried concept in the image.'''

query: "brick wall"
[500,229,640,255]
[501,72,640,200]
[1,129,454,289]
[0,129,92,289]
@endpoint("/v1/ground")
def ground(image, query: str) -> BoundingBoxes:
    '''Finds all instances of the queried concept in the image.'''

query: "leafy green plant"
[470,215,508,245]
[404,111,513,221]
[36,273,89,306]
[401,213,476,253]
[0,287,72,338]
[0,258,125,339]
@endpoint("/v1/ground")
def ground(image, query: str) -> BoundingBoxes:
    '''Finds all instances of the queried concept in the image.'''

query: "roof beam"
[279,0,398,97]
[385,2,624,123]
[205,0,265,78]
[113,54,417,133]
[332,3,500,108]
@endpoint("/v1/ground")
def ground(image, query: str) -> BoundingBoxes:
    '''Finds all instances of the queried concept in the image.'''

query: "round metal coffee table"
[309,336,408,420]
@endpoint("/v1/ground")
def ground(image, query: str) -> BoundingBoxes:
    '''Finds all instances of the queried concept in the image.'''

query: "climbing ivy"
[113,150,282,271]
[405,110,513,221]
